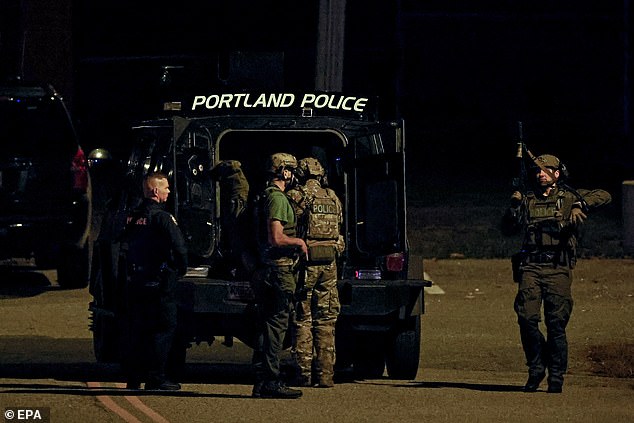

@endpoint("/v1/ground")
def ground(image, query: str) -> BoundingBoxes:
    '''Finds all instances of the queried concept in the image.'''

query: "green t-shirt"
[258,184,297,263]
[266,187,296,228]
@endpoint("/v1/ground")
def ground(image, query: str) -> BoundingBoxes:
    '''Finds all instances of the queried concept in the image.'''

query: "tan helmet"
[266,152,297,174]
[535,154,560,169]
[297,157,325,178]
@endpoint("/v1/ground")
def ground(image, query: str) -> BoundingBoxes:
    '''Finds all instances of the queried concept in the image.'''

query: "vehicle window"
[353,126,400,159]
[0,99,76,157]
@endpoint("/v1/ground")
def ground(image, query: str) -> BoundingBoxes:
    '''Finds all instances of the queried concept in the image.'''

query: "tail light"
[71,147,89,192]
[353,252,406,280]
[386,252,405,272]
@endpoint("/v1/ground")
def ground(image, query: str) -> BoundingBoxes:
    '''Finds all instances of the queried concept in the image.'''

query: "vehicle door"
[344,121,408,278]
[172,120,216,258]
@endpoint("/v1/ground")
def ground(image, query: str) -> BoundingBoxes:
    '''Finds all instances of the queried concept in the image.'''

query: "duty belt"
[524,251,557,264]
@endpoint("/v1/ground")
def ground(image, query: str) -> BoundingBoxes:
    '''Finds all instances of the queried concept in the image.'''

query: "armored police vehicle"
[89,91,430,380]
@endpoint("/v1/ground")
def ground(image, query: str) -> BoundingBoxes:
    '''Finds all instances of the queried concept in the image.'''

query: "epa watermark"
[4,408,50,422]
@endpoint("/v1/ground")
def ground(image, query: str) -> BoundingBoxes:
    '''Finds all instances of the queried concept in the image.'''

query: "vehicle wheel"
[57,242,90,289]
[34,244,57,269]
[353,333,386,379]
[92,309,119,363]
[385,315,421,380]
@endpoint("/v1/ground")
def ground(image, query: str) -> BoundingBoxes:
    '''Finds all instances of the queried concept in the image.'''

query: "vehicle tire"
[352,333,386,379]
[57,242,90,289]
[385,315,421,380]
[34,243,57,270]
[92,309,119,363]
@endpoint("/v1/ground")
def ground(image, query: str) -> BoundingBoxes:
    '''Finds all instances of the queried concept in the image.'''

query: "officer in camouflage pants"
[287,157,344,388]
[502,154,611,393]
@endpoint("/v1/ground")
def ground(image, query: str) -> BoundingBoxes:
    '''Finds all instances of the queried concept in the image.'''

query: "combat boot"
[291,373,313,387]
[126,381,141,390]
[317,374,334,388]
[252,381,265,398]
[145,377,181,391]
[257,381,303,399]
[547,375,564,393]
[314,332,336,388]
[523,371,546,392]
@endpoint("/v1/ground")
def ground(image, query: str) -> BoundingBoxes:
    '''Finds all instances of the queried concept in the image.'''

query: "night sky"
[2,1,631,198]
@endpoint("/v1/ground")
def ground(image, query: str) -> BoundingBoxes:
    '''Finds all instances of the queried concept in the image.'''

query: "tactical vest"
[294,181,341,264]
[304,186,340,243]
[523,189,577,253]
[120,206,172,286]
[255,185,298,264]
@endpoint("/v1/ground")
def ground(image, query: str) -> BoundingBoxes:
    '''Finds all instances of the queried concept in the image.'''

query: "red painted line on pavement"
[114,383,171,423]
[86,381,142,423]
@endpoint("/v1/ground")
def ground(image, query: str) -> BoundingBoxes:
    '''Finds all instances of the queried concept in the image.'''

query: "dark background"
[1,0,632,205]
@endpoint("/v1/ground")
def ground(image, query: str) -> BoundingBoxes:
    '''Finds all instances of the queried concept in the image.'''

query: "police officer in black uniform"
[502,154,611,393]
[120,171,188,390]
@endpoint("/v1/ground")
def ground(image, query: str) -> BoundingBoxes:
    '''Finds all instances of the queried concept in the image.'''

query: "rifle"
[512,121,528,194]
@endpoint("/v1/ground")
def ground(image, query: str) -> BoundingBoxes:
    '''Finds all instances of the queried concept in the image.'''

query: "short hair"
[143,172,168,198]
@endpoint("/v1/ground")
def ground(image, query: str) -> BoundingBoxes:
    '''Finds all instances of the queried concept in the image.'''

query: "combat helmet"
[535,154,560,169]
[534,154,569,180]
[297,157,325,179]
[266,152,298,175]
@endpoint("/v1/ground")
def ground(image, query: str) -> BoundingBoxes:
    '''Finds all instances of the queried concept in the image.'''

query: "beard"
[284,173,298,190]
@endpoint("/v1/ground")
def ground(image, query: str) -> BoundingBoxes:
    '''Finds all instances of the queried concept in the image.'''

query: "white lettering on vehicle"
[191,93,368,113]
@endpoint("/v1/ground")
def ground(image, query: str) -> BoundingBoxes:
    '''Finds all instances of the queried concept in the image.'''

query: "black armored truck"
[89,92,430,380]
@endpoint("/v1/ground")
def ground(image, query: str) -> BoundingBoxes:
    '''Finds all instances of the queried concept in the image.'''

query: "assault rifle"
[512,121,528,194]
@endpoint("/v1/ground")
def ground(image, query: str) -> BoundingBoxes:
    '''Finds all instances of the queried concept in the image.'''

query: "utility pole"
[315,0,346,91]
[625,0,631,141]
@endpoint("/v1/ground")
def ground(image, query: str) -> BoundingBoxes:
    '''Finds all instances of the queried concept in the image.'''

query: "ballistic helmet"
[297,157,325,179]
[266,152,297,174]
[535,154,560,169]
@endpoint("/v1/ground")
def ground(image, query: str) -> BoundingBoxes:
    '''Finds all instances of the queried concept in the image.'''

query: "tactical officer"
[120,171,188,390]
[251,153,308,399]
[502,154,611,393]
[287,157,344,388]
[210,160,250,276]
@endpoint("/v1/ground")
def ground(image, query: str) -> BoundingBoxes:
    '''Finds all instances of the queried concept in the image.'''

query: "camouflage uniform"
[502,154,611,392]
[287,165,344,388]
[210,160,249,268]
